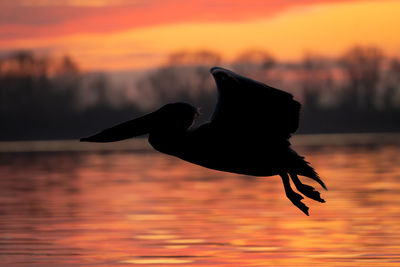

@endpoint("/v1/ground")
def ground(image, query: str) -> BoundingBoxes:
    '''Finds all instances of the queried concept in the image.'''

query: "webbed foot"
[280,173,310,216]
[286,190,309,215]
[290,173,325,203]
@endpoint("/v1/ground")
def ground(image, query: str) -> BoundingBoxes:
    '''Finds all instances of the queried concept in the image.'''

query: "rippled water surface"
[0,135,400,266]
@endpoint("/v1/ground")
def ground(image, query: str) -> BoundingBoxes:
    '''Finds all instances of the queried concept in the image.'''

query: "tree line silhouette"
[0,47,399,140]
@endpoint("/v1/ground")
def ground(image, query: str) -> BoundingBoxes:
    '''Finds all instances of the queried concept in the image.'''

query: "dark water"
[0,134,400,266]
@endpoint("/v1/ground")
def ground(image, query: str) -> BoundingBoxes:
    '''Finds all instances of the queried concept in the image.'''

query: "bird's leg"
[280,173,309,216]
[289,173,325,203]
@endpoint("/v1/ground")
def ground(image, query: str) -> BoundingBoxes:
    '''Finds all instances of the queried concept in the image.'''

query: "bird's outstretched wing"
[209,67,300,140]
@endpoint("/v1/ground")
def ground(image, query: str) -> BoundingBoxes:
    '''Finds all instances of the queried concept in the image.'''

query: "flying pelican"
[81,67,327,215]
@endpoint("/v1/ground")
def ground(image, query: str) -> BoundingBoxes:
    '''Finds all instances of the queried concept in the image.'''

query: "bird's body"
[81,67,327,215]
[150,122,288,177]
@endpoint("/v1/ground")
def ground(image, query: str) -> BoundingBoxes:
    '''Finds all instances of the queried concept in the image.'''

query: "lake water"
[0,134,400,266]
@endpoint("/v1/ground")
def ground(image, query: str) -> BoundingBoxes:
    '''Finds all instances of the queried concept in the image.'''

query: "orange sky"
[1,0,399,71]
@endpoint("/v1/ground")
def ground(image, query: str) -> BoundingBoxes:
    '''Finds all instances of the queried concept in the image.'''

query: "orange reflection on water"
[0,142,399,266]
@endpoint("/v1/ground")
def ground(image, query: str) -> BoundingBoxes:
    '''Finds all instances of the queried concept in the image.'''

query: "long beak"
[80,111,158,143]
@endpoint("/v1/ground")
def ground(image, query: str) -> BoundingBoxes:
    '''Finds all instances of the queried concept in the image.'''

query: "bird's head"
[152,102,199,133]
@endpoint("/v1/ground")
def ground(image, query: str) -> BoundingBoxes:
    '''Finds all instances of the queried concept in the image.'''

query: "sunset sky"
[1,0,399,71]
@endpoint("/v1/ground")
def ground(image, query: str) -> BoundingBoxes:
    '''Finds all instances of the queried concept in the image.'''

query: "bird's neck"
[148,132,187,157]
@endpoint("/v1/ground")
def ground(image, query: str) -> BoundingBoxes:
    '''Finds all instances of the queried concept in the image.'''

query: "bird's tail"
[291,151,327,190]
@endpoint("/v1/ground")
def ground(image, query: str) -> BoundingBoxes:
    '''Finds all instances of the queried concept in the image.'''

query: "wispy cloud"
[1,0,149,7]
[1,0,370,38]
[0,0,398,70]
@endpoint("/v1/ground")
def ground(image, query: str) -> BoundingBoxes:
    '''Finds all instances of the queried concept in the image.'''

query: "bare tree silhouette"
[232,49,275,77]
[340,46,384,110]
[1,46,400,140]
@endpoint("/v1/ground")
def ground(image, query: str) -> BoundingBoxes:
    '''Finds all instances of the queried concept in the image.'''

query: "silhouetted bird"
[81,67,327,215]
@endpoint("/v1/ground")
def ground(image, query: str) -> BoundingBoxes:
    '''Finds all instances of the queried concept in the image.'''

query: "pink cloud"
[0,0,371,40]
